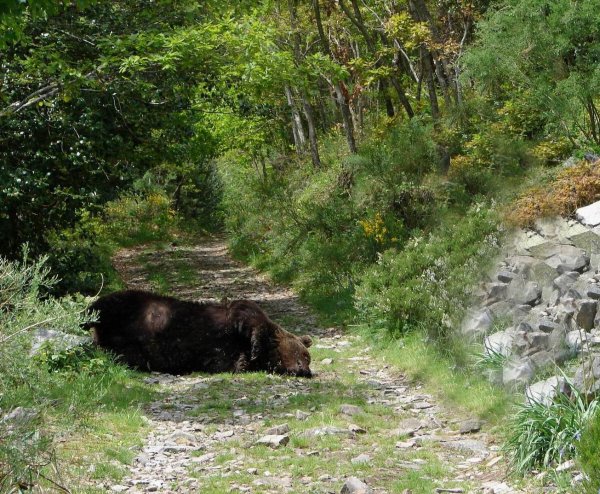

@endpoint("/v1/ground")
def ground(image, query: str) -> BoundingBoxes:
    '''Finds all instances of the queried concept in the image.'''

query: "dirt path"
[107,237,521,494]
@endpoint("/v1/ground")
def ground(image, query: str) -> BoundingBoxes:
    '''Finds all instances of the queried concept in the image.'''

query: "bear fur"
[88,290,313,377]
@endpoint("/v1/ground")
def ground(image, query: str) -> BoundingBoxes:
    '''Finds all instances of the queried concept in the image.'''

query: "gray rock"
[549,325,568,350]
[487,300,513,318]
[538,318,558,332]
[511,331,530,354]
[531,261,560,286]
[576,299,597,330]
[529,350,553,370]
[506,256,536,277]
[350,454,371,465]
[256,434,289,448]
[539,244,588,261]
[29,327,92,356]
[320,358,334,365]
[348,423,367,434]
[462,308,494,339]
[566,330,591,352]
[570,230,600,252]
[526,376,570,405]
[508,280,541,306]
[341,477,373,494]
[586,285,600,300]
[512,304,532,323]
[304,426,350,438]
[443,439,488,456]
[265,423,290,435]
[576,200,600,227]
[503,357,535,388]
[1,407,38,425]
[295,410,310,421]
[459,419,483,434]
[339,404,363,416]
[573,356,600,397]
[516,321,534,333]
[485,282,508,303]
[527,331,550,351]
[394,418,423,437]
[553,272,581,295]
[520,235,551,257]
[545,252,589,274]
[497,271,516,283]
[484,330,514,357]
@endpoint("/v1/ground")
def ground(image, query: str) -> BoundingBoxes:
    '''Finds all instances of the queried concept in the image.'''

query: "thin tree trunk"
[422,49,439,120]
[313,0,357,152]
[338,0,398,118]
[284,85,307,153]
[300,92,322,168]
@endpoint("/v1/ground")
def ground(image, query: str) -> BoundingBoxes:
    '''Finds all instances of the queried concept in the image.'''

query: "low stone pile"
[463,200,600,400]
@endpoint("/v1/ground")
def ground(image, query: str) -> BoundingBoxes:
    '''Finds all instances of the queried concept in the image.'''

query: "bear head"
[228,300,313,377]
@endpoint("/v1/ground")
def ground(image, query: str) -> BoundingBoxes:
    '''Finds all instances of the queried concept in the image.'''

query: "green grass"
[359,332,513,424]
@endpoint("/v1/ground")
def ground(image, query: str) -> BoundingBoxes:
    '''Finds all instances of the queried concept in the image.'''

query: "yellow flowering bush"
[359,212,388,244]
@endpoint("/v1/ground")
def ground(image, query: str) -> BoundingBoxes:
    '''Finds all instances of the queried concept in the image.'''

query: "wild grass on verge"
[356,331,512,424]
[577,407,600,493]
[504,385,598,475]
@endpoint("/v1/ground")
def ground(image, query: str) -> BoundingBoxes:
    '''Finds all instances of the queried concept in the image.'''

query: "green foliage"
[504,388,598,475]
[354,203,501,343]
[0,0,220,264]
[577,408,600,493]
[0,250,151,491]
[463,0,600,145]
[222,120,439,306]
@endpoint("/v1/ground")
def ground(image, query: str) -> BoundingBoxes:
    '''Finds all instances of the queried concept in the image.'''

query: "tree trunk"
[284,85,307,153]
[422,48,439,120]
[313,0,357,152]
[300,92,322,168]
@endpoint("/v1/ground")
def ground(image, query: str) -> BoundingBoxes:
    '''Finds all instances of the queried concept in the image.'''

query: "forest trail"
[107,236,522,494]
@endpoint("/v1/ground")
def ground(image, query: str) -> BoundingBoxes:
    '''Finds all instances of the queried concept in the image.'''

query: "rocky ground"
[104,237,524,494]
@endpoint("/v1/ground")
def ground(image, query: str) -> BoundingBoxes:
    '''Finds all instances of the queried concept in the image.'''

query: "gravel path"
[106,236,523,494]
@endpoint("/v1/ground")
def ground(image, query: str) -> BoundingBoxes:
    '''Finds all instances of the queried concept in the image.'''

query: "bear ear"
[300,335,312,348]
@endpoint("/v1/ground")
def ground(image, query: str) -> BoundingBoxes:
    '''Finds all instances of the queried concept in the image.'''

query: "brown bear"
[87,290,313,377]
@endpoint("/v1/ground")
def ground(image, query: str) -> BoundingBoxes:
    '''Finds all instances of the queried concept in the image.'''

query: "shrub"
[506,161,600,227]
[448,154,492,196]
[101,192,177,246]
[577,408,600,492]
[504,387,598,475]
[0,249,136,491]
[531,138,573,165]
[354,203,501,345]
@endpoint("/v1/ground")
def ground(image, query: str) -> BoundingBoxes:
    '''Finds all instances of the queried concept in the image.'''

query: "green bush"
[577,408,600,492]
[221,119,442,308]
[504,387,598,475]
[354,203,501,344]
[0,249,139,491]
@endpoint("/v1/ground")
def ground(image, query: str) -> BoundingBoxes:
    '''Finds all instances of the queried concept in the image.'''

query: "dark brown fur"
[88,290,312,376]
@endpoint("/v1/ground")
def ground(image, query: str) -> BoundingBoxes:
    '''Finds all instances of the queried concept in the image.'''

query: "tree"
[463,0,600,144]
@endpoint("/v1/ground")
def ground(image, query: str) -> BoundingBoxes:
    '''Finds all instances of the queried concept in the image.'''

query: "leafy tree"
[463,0,600,144]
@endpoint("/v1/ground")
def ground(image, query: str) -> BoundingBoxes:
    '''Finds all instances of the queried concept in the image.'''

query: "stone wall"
[463,201,600,402]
